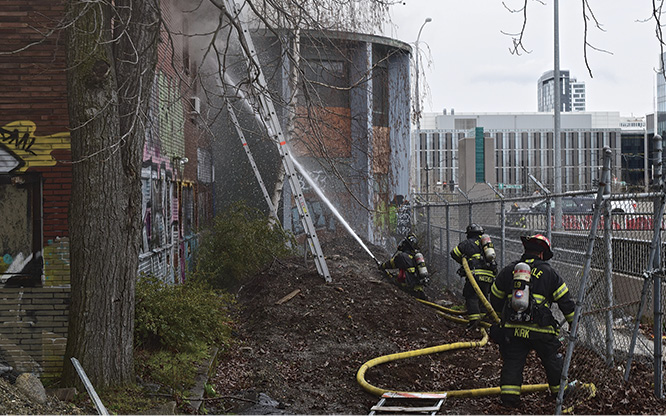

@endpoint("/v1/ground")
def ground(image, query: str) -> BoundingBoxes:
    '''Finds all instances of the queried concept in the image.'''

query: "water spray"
[290,156,381,265]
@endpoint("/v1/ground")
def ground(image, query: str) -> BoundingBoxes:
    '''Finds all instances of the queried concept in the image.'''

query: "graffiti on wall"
[138,70,193,284]
[156,72,185,157]
[1,121,70,287]
[0,121,70,174]
[140,160,177,283]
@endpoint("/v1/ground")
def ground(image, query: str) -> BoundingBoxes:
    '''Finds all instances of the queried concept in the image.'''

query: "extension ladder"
[369,392,447,415]
[221,0,331,281]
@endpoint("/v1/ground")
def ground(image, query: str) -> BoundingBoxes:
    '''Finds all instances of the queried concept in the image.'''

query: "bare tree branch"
[501,0,534,56]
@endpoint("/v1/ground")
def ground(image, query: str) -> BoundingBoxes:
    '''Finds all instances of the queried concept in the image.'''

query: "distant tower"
[570,77,586,111]
[537,70,585,112]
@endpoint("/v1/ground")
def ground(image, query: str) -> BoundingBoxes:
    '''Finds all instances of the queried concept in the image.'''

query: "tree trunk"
[62,0,159,388]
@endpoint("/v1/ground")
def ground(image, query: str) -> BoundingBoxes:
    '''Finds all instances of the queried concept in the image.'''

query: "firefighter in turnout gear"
[451,224,497,329]
[489,233,576,408]
[379,233,430,300]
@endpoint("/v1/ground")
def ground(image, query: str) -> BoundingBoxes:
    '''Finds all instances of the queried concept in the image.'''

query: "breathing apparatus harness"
[507,262,535,323]
[479,233,496,264]
[393,234,430,286]
[503,260,559,329]
[457,232,497,279]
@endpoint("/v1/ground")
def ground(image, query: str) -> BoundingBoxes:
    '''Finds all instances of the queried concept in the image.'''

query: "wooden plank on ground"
[275,289,301,305]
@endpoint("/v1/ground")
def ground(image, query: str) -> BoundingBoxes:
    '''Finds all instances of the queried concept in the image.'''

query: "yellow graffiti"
[0,121,70,172]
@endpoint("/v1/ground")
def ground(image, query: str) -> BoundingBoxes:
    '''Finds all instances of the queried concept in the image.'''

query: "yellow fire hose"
[357,258,594,409]
[461,257,501,325]
[356,325,550,398]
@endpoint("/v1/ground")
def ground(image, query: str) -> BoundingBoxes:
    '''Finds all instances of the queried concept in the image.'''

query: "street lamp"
[415,17,432,195]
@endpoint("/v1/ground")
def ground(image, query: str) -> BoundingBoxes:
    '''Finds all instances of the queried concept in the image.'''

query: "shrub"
[134,274,234,352]
[141,344,209,392]
[190,200,296,290]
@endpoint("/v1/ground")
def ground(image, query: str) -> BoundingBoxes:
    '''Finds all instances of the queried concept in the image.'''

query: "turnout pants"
[498,332,563,406]
[462,279,491,322]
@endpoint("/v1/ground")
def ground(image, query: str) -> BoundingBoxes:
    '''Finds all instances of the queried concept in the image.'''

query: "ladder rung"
[382,392,447,399]
[371,405,441,413]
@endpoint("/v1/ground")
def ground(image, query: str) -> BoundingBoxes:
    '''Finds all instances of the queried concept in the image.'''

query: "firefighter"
[378,233,430,300]
[450,223,497,329]
[489,233,576,408]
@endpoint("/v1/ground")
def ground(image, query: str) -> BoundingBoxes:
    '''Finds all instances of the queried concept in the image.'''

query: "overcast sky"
[386,0,661,117]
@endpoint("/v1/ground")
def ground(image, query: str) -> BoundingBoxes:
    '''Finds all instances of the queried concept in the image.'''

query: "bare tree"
[61,0,160,387]
[502,0,620,77]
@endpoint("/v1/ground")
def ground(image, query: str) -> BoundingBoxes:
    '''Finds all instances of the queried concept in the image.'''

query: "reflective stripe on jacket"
[451,237,495,280]
[490,255,576,337]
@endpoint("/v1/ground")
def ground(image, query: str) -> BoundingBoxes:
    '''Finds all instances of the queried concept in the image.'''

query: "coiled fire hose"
[357,257,596,406]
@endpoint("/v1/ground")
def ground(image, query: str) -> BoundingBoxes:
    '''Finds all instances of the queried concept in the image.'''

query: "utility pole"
[415,17,431,196]
[553,0,563,229]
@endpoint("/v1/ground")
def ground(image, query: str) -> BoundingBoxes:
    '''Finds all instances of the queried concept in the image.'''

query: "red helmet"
[521,233,553,260]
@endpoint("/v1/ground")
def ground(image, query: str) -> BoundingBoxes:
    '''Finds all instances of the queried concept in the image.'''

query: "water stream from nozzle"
[291,157,378,263]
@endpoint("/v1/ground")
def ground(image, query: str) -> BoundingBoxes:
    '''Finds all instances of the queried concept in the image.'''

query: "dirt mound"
[208,237,666,415]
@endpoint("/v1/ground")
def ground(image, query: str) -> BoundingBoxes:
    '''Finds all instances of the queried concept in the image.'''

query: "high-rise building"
[570,78,586,112]
[537,70,586,112]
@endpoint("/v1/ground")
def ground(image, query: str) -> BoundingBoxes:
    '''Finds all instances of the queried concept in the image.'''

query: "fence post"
[439,227,443,272]
[603,167,614,365]
[487,182,506,267]
[426,202,432,264]
[529,174,552,240]
[457,188,471,226]
[446,202,451,289]
[624,134,665,399]
[555,147,612,414]
[435,192,450,282]
[654,134,664,399]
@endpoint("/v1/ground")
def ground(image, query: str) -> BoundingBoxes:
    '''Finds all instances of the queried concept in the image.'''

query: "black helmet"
[520,233,553,260]
[398,233,419,252]
[466,223,484,237]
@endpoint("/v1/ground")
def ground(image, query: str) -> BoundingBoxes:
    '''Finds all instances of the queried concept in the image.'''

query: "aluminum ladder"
[221,0,331,281]
[369,392,447,415]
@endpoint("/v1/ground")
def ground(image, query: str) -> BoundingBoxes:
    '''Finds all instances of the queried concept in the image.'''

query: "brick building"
[0,1,213,378]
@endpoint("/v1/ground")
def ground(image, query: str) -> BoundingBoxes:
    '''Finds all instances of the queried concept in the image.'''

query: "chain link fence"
[412,148,665,412]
